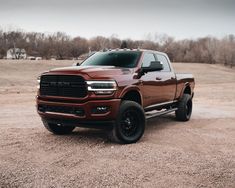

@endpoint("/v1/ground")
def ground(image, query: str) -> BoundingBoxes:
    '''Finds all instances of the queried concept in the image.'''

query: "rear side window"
[142,53,156,67]
[156,54,171,72]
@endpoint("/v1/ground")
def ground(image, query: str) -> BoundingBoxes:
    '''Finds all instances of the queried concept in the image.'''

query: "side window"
[142,53,156,67]
[156,54,171,72]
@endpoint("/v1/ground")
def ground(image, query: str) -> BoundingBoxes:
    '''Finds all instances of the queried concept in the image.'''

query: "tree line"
[0,29,234,67]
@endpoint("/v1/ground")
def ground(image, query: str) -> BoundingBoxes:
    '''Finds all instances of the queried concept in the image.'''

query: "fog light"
[92,106,109,114]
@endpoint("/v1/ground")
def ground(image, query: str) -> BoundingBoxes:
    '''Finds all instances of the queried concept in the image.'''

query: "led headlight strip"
[86,80,117,94]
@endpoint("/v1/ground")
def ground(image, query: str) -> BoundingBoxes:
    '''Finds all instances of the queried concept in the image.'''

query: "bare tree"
[0,28,234,68]
[70,37,89,58]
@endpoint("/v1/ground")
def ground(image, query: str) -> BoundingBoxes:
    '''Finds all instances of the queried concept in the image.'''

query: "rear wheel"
[175,94,193,121]
[42,119,75,135]
[109,100,146,144]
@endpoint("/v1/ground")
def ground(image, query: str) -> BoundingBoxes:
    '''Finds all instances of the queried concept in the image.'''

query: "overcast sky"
[0,0,234,40]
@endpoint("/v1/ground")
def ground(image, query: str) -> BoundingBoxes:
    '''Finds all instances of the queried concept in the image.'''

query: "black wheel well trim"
[121,89,143,106]
[181,83,192,96]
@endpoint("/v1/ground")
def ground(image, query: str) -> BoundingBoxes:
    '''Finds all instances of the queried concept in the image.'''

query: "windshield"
[81,51,141,68]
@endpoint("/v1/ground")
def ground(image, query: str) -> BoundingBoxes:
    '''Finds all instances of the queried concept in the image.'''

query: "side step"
[145,108,178,120]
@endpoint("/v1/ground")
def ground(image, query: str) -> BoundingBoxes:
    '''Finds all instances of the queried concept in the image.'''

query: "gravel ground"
[0,60,235,187]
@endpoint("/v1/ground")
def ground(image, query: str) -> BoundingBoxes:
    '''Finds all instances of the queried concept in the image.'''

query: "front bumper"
[37,98,121,127]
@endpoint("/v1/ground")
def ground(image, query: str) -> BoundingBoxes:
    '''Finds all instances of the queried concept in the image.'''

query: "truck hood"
[48,66,134,79]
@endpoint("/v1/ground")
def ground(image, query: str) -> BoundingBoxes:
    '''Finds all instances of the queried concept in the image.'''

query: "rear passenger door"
[155,53,177,102]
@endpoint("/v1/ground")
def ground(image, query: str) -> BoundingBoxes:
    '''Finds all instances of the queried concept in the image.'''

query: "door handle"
[156,77,162,81]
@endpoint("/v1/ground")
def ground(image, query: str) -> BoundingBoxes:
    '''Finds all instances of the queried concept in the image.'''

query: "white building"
[7,48,27,59]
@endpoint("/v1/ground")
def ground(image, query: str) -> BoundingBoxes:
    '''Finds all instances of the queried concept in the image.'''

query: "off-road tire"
[175,94,193,121]
[42,119,75,135]
[109,100,146,144]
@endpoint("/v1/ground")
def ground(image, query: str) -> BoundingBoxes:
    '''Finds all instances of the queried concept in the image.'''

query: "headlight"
[86,80,117,95]
[37,76,41,89]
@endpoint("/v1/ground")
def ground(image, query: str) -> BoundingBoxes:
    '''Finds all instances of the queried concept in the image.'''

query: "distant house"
[7,48,27,59]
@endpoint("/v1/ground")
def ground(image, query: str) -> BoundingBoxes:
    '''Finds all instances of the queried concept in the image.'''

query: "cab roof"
[101,48,167,56]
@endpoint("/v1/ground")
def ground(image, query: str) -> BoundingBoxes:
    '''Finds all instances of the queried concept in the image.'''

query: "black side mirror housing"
[142,61,163,73]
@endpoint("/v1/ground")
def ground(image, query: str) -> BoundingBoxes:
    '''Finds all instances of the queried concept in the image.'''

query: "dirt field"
[0,60,235,188]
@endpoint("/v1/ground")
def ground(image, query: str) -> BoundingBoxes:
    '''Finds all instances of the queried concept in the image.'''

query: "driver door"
[139,52,164,107]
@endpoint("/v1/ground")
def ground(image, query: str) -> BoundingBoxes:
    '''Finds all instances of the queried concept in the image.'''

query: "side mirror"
[142,61,163,73]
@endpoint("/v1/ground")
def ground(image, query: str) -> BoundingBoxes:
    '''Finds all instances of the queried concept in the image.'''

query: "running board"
[145,108,178,120]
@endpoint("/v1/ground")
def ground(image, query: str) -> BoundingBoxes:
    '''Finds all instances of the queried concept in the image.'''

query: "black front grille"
[40,75,87,98]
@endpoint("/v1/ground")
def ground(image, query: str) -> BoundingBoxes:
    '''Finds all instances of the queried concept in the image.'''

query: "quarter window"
[142,53,155,67]
[156,54,171,72]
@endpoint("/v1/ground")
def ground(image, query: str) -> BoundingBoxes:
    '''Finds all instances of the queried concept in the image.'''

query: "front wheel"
[42,119,75,135]
[109,100,146,144]
[175,94,193,121]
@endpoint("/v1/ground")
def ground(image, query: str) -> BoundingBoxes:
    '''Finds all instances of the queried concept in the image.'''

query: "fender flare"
[179,82,192,99]
[119,86,143,106]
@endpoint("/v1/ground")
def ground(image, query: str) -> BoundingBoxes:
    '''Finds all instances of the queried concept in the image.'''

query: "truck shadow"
[60,113,179,143]
[146,114,178,130]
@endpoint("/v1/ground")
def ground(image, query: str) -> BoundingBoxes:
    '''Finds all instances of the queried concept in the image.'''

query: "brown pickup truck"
[37,49,195,144]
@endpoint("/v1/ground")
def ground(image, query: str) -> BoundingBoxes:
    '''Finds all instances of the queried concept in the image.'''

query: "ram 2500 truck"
[37,49,195,144]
